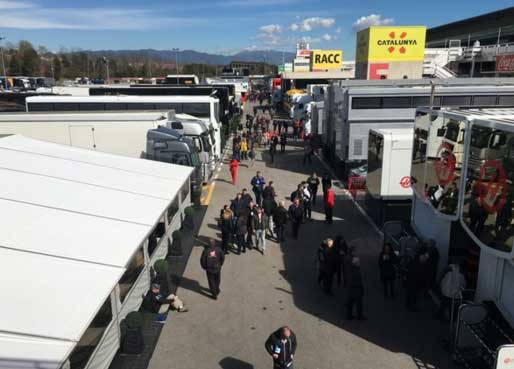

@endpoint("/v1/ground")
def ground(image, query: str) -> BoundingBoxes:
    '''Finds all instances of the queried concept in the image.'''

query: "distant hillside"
[84,49,296,66]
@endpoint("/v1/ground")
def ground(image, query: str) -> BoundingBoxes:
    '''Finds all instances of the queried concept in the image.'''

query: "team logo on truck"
[476,160,507,213]
[434,143,456,186]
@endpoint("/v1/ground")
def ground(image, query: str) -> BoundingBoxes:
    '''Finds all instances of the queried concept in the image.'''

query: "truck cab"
[146,127,202,193]
[167,118,214,182]
[468,125,508,177]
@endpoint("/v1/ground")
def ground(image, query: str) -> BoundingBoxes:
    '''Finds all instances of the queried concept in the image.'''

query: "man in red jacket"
[324,184,335,224]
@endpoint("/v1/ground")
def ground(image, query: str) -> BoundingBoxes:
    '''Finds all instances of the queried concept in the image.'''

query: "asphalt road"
[148,103,454,369]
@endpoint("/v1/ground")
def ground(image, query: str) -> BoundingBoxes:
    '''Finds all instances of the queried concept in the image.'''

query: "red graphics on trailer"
[434,143,456,187]
[399,176,411,188]
[476,160,508,213]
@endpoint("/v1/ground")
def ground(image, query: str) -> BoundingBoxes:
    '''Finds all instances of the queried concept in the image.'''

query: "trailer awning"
[0,135,193,368]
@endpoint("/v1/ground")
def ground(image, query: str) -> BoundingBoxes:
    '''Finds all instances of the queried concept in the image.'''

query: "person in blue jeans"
[251,171,266,207]
[253,207,268,254]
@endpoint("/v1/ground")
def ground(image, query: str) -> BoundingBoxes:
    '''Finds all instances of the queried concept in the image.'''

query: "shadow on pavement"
[219,357,254,369]
[275,193,453,369]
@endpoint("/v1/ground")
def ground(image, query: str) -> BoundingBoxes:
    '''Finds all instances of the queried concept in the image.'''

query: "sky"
[0,0,512,59]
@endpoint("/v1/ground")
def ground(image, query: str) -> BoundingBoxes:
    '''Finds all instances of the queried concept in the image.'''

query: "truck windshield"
[201,134,212,152]
[191,150,201,166]
[444,122,460,142]
[470,127,492,149]
[191,137,203,152]
[214,102,220,122]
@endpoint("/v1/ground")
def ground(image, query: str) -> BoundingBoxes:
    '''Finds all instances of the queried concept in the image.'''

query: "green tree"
[18,40,39,75]
[52,57,62,81]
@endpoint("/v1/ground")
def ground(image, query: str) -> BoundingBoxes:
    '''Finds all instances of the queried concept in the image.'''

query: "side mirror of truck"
[437,128,446,137]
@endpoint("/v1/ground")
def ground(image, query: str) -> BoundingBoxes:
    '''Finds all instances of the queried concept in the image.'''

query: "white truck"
[24,94,223,164]
[0,111,206,189]
[366,128,413,225]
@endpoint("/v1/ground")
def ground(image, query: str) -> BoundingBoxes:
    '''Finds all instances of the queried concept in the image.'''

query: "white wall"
[411,195,452,276]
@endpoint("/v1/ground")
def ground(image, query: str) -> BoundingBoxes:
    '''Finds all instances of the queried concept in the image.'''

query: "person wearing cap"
[143,283,188,316]
[265,326,297,369]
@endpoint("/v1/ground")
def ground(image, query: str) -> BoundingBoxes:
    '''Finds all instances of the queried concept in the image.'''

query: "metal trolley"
[453,303,514,369]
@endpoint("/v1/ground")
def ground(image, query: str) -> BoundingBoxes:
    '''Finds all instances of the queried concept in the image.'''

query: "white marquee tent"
[0,135,193,369]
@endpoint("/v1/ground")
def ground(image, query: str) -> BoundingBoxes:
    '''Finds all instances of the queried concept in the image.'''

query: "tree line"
[1,40,223,81]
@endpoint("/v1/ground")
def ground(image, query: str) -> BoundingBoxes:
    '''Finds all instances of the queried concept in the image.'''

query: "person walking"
[200,239,225,300]
[265,326,297,369]
[405,253,428,312]
[302,183,312,220]
[220,206,234,254]
[249,147,256,167]
[241,137,248,160]
[280,132,287,153]
[251,171,266,207]
[378,243,398,298]
[263,181,277,200]
[273,201,288,243]
[288,198,304,240]
[324,184,335,224]
[318,239,338,295]
[263,195,277,238]
[322,173,332,200]
[241,188,253,208]
[269,142,277,164]
[345,257,366,320]
[229,158,239,185]
[246,201,257,249]
[235,213,248,255]
[306,173,320,205]
[303,142,313,164]
[253,207,268,254]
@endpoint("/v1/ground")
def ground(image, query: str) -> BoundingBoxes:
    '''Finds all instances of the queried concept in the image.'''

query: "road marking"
[202,182,216,205]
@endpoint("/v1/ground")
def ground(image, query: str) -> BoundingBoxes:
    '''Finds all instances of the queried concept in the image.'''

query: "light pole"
[0,36,7,89]
[172,48,179,84]
[102,56,110,84]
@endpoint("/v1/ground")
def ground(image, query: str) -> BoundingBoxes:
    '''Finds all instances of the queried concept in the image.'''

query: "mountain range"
[84,49,296,66]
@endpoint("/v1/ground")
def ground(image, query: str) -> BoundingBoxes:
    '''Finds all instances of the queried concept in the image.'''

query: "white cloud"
[259,24,282,34]
[353,14,394,31]
[298,36,321,44]
[0,0,34,9]
[221,0,300,6]
[289,17,335,32]
[335,27,342,34]
[0,6,199,30]
[322,34,332,41]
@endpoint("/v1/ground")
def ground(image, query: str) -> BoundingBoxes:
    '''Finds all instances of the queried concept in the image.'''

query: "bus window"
[104,103,126,110]
[27,103,54,111]
[498,95,514,105]
[472,95,497,106]
[351,97,381,109]
[126,103,155,110]
[79,103,106,111]
[442,95,472,106]
[412,96,431,108]
[382,96,412,109]
[54,103,79,111]
[154,103,183,112]
[182,103,210,118]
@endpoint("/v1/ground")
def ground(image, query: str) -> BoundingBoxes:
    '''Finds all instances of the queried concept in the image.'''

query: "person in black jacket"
[220,206,234,254]
[318,238,338,295]
[321,173,332,201]
[200,239,225,299]
[273,201,288,242]
[288,199,303,239]
[142,283,188,314]
[246,201,257,248]
[405,253,428,311]
[235,213,248,254]
[378,243,398,298]
[263,196,277,238]
[265,326,297,369]
[241,188,254,209]
[345,257,366,320]
[306,173,320,205]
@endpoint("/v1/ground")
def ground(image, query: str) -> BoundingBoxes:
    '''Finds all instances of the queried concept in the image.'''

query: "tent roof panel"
[0,248,123,341]
[0,199,149,266]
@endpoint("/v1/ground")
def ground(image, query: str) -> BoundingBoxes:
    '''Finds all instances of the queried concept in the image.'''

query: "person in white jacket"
[434,263,466,320]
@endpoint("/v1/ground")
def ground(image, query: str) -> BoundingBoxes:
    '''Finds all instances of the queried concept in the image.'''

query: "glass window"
[154,103,183,112]
[79,103,105,111]
[366,132,383,198]
[167,196,179,224]
[411,112,430,198]
[498,95,514,105]
[423,117,465,216]
[104,103,126,110]
[382,96,412,109]
[54,103,79,111]
[126,103,155,110]
[214,102,220,122]
[462,125,514,255]
[67,298,112,369]
[412,96,430,108]
[351,97,381,109]
[182,103,210,118]
[472,95,497,106]
[27,102,54,111]
[180,179,190,202]
[442,96,472,106]
[118,246,145,303]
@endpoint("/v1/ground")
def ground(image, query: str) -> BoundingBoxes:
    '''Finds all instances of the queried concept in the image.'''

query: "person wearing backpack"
[200,239,225,300]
